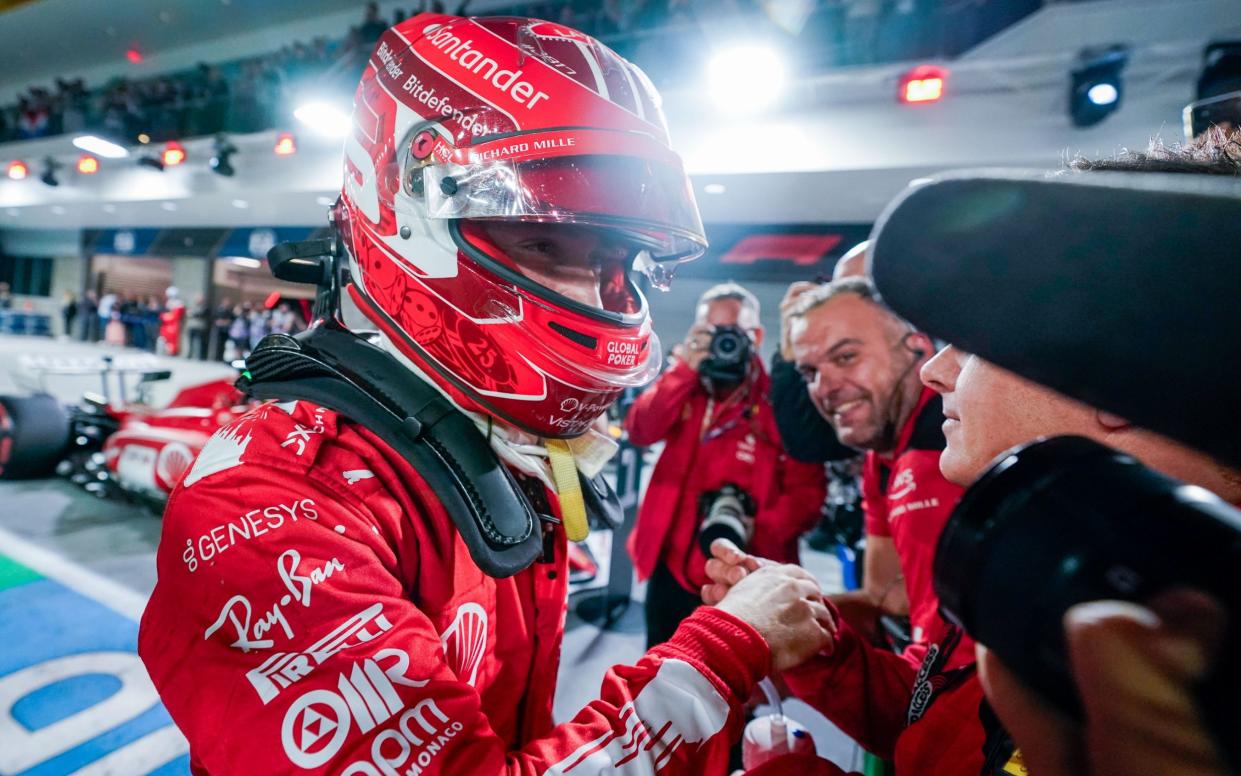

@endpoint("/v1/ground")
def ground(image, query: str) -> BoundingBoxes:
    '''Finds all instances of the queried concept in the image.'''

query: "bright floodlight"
[294,102,351,137]
[73,135,129,159]
[1087,82,1119,106]
[708,45,786,113]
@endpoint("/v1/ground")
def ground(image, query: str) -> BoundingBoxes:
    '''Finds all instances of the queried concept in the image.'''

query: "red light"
[126,48,143,64]
[899,65,947,104]
[273,132,297,156]
[77,155,100,174]
[6,160,28,180]
[162,142,186,167]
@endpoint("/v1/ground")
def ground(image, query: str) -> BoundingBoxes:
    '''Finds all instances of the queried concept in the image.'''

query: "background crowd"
[0,0,1091,145]
[58,289,305,360]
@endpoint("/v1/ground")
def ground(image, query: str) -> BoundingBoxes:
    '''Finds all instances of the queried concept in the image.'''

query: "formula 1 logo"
[281,648,430,768]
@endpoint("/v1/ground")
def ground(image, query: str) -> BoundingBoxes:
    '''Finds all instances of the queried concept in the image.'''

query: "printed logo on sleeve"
[280,649,464,773]
[246,603,394,704]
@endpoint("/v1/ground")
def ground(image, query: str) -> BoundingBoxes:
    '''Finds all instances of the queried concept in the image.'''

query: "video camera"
[870,169,1241,770]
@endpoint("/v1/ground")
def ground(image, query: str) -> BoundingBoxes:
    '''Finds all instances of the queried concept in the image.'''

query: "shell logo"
[441,603,487,687]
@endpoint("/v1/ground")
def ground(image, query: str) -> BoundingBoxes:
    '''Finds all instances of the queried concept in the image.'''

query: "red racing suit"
[625,359,825,593]
[139,400,773,775]
[755,607,1018,776]
[863,387,969,661]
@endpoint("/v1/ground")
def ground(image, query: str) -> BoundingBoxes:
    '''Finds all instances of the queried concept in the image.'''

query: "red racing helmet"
[335,13,706,438]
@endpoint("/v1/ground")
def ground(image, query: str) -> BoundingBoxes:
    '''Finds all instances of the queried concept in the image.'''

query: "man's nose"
[920,346,955,394]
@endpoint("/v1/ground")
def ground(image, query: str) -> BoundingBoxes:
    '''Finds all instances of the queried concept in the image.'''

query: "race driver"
[138,13,833,776]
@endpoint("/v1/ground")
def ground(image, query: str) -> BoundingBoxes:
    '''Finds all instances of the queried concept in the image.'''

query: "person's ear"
[904,331,934,362]
[750,326,765,348]
[1096,409,1130,431]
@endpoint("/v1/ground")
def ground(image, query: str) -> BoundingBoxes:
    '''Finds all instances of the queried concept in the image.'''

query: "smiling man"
[788,278,965,657]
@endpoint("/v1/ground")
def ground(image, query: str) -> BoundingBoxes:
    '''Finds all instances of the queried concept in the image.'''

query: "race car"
[0,354,251,508]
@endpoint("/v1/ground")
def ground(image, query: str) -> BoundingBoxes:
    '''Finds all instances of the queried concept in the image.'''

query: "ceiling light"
[232,199,249,209]
[162,141,186,167]
[899,65,947,104]
[73,135,129,159]
[707,45,786,114]
[138,133,151,144]
[274,132,297,156]
[77,155,100,174]
[316,195,336,207]
[6,160,28,180]
[294,102,351,137]
[1070,45,1128,128]
[703,183,727,194]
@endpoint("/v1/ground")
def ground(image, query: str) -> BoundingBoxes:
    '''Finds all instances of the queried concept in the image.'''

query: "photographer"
[627,282,826,647]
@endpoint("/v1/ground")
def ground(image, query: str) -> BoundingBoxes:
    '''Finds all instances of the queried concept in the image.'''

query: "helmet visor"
[420,131,707,264]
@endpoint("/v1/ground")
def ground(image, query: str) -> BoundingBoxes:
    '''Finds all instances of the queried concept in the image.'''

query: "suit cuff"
[655,607,772,702]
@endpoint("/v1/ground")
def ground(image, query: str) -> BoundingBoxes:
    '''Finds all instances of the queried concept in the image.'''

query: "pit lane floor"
[0,335,864,774]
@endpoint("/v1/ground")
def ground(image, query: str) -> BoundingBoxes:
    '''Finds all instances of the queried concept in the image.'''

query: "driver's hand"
[714,563,837,672]
[978,589,1228,775]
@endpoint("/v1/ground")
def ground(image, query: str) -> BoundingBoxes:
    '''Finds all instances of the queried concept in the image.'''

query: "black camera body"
[935,435,1241,768]
[698,325,751,391]
[698,483,757,555]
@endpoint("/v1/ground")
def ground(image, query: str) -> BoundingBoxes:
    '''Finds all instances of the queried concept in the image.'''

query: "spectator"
[79,290,98,341]
[185,295,209,359]
[97,291,117,339]
[358,2,389,46]
[60,291,77,340]
[226,302,250,360]
[269,300,303,334]
[0,282,11,310]
[210,297,234,361]
[247,306,269,352]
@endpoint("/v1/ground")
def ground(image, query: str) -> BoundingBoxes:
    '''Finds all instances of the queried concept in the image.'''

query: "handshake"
[702,538,837,672]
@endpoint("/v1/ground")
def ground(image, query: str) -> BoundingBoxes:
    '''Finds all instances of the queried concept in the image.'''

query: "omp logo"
[281,648,430,769]
[889,467,917,500]
[247,603,394,704]
[441,603,487,687]
[183,425,250,487]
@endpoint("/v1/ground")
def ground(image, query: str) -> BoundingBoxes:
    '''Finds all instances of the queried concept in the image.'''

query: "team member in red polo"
[627,283,825,647]
[787,278,966,660]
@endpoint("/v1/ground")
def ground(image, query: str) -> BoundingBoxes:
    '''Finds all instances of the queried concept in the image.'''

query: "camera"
[698,325,752,389]
[698,484,757,555]
[934,435,1241,769]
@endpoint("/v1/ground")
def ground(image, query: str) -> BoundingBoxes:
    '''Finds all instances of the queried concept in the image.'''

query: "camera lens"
[934,435,1241,735]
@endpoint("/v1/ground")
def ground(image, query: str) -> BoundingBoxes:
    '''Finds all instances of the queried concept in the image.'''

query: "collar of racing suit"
[375,329,619,491]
